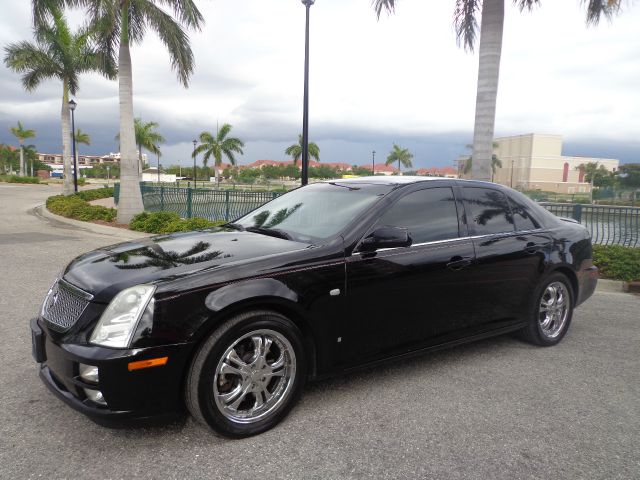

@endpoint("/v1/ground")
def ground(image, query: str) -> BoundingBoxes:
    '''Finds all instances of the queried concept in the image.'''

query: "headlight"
[90,285,155,348]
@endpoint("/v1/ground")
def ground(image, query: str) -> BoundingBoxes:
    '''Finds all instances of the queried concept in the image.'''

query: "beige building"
[489,134,619,194]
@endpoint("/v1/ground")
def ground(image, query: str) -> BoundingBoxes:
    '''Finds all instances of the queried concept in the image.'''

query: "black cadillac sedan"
[31,177,598,437]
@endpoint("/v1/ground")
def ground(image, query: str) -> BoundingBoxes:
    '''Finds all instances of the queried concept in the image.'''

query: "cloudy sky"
[0,0,638,169]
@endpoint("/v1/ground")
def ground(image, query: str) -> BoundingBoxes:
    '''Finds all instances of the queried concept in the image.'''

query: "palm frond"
[372,0,397,19]
[138,0,195,87]
[454,0,481,52]
[582,0,621,25]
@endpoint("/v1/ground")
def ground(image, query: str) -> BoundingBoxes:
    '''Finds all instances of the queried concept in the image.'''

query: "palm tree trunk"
[116,10,144,224]
[61,83,73,195]
[470,0,504,182]
[19,143,24,177]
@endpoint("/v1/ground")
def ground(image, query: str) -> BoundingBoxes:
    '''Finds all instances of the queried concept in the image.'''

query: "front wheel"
[521,273,574,346]
[185,310,306,437]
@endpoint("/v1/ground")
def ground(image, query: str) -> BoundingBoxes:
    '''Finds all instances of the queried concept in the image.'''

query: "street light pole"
[157,153,161,183]
[372,150,376,175]
[192,139,197,188]
[300,0,315,187]
[510,158,515,188]
[68,99,78,192]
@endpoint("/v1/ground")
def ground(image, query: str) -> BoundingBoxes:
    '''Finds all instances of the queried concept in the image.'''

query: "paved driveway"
[1,183,638,479]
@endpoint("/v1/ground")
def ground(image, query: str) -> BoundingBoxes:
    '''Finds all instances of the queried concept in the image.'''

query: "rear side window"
[508,196,539,231]
[462,187,515,235]
[377,187,459,243]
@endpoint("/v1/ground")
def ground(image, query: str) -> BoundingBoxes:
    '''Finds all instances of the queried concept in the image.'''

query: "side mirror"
[359,226,412,252]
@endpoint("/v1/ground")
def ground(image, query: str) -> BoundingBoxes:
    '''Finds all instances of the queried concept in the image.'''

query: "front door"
[342,186,477,366]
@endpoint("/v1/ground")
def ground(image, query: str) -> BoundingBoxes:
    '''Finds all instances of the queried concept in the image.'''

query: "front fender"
[205,278,298,312]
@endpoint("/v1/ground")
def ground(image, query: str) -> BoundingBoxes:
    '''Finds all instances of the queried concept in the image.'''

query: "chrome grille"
[42,279,93,332]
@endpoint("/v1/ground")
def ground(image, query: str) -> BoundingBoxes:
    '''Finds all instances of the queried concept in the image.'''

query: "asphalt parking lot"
[1,183,638,479]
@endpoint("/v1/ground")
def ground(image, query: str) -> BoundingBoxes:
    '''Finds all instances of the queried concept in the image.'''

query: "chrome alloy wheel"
[213,329,296,424]
[538,282,570,339]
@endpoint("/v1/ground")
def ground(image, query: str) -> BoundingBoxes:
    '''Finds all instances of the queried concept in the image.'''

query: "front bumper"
[31,318,194,423]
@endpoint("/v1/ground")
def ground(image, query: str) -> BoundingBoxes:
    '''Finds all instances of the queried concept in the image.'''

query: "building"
[141,167,176,183]
[38,151,148,168]
[367,164,398,176]
[485,134,619,193]
[416,167,458,178]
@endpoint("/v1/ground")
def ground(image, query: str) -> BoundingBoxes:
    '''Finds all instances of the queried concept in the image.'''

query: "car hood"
[62,228,309,303]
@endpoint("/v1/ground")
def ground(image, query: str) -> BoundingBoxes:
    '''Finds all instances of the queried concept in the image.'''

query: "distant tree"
[8,121,36,177]
[194,124,244,184]
[285,134,320,164]
[618,164,640,189]
[352,166,373,176]
[0,145,20,174]
[386,144,413,173]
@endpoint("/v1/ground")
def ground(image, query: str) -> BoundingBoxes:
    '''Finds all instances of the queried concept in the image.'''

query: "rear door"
[460,186,549,327]
[343,185,477,364]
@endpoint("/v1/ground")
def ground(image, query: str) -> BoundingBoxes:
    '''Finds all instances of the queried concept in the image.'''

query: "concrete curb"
[34,204,150,241]
[595,278,628,294]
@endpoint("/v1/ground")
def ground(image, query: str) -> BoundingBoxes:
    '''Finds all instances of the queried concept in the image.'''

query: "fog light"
[83,388,107,406]
[79,364,99,384]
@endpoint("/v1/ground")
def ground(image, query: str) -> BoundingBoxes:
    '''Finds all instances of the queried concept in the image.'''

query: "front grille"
[42,279,93,332]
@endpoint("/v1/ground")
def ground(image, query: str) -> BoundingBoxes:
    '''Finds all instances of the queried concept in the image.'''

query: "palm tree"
[463,141,502,181]
[285,134,320,165]
[193,124,244,184]
[117,119,165,173]
[385,144,413,174]
[4,7,115,194]
[373,1,622,182]
[9,122,36,177]
[56,0,204,221]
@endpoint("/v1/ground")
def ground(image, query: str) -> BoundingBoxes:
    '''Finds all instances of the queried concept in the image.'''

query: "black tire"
[520,272,575,346]
[185,310,306,438]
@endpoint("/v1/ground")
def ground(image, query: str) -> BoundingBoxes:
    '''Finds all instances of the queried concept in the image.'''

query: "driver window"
[377,187,460,244]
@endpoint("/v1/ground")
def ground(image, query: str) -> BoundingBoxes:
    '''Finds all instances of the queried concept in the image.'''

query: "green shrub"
[130,211,224,234]
[592,245,640,282]
[0,175,42,184]
[47,193,116,223]
[76,187,114,202]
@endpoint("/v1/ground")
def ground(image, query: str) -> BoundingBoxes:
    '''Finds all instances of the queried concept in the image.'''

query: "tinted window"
[236,182,392,242]
[377,187,459,243]
[508,196,539,231]
[462,188,515,235]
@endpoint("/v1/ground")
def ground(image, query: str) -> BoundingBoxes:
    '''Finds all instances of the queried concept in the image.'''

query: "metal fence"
[114,183,282,222]
[541,203,640,247]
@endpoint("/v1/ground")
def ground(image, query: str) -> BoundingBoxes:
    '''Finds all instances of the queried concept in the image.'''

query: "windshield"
[234,182,392,243]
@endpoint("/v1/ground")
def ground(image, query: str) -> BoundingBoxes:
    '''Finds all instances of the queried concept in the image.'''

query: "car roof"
[320,176,497,187]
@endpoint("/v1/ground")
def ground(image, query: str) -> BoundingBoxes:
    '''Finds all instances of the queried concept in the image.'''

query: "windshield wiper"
[224,222,245,231]
[246,227,293,241]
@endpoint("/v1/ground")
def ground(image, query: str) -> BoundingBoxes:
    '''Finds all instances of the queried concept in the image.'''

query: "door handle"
[524,241,550,254]
[447,256,472,271]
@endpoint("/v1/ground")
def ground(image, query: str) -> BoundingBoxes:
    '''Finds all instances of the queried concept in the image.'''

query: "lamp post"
[157,152,161,183]
[192,139,197,188]
[510,158,515,188]
[300,0,315,186]
[68,99,78,192]
[372,150,376,176]
[106,166,110,185]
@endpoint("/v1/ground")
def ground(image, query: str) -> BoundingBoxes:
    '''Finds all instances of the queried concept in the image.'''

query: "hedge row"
[47,192,116,222]
[592,245,640,282]
[130,211,224,234]
[75,187,114,202]
[0,175,42,184]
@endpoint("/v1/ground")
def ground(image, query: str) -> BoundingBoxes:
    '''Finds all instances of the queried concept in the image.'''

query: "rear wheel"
[521,273,574,346]
[186,310,306,437]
